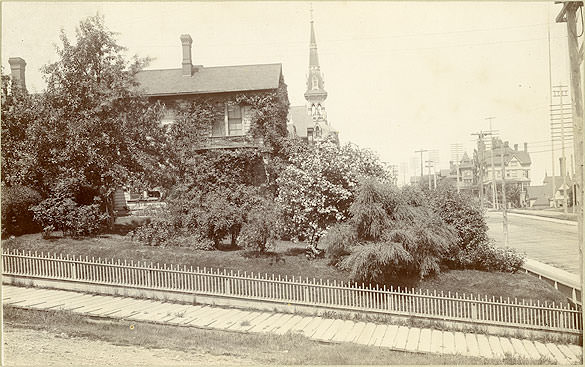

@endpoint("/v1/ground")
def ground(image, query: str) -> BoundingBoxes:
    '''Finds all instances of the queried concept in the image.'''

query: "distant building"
[528,175,575,208]
[287,11,338,143]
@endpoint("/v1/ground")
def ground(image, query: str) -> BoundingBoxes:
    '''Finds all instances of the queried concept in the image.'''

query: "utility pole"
[415,149,429,186]
[552,85,571,213]
[500,141,509,246]
[547,11,557,208]
[472,131,493,208]
[451,144,463,193]
[556,0,584,308]
[425,160,433,190]
[486,117,498,209]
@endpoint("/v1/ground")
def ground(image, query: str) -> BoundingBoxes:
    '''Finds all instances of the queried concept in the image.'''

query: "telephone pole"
[415,149,429,185]
[552,85,571,213]
[486,117,498,209]
[556,0,583,308]
[500,141,509,246]
[425,160,434,190]
[472,131,493,208]
[450,144,463,193]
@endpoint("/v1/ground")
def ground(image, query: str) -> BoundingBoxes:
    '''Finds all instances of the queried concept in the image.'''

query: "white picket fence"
[2,249,582,333]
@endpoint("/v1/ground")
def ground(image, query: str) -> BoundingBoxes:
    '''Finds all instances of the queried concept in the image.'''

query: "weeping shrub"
[323,179,457,283]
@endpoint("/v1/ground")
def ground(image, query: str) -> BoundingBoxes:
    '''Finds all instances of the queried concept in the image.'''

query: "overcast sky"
[1,1,577,184]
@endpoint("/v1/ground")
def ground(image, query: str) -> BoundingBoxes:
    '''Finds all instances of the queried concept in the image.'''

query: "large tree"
[17,15,167,216]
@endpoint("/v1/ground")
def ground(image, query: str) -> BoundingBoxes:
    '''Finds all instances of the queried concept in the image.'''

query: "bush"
[321,223,355,265]
[130,213,177,247]
[428,182,524,272]
[458,241,525,273]
[1,184,42,237]
[30,191,108,238]
[237,200,282,252]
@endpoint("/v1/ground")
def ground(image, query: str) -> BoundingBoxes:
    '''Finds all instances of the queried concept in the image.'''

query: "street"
[485,211,580,274]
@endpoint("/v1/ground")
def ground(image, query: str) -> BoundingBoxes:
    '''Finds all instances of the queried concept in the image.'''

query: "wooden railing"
[2,249,582,334]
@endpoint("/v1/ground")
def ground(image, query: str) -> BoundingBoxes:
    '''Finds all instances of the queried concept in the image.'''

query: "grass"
[3,305,554,365]
[2,229,569,305]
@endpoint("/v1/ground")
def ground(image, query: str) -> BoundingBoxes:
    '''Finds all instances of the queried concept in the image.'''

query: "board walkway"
[2,285,582,364]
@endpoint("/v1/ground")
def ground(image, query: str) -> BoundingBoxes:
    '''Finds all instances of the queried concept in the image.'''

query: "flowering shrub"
[277,139,391,248]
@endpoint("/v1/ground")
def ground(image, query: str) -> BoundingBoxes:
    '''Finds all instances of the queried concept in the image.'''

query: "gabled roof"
[483,147,531,166]
[136,63,282,96]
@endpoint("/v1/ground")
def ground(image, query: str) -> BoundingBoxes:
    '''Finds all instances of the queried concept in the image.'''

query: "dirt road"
[3,326,256,366]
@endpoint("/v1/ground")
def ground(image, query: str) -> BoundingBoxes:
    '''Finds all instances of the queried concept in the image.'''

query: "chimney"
[8,57,26,91]
[180,34,193,76]
[524,142,527,152]
[504,141,509,148]
[514,144,518,151]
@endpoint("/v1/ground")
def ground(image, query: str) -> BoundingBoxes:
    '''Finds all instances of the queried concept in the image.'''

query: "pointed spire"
[309,8,320,70]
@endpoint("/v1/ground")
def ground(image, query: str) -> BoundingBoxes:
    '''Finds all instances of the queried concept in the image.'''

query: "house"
[287,12,338,144]
[481,140,531,207]
[113,34,289,213]
[529,175,573,208]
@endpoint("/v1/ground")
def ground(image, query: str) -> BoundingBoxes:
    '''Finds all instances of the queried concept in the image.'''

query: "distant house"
[528,175,575,208]
[114,34,289,213]
[481,141,531,207]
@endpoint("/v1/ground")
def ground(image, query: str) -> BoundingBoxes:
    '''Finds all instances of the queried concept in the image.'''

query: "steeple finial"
[310,3,314,22]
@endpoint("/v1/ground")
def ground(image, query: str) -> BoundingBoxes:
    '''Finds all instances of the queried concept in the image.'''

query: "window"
[228,105,243,136]
[312,76,319,90]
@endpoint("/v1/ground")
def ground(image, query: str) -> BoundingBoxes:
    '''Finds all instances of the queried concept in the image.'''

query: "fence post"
[71,261,77,280]
[471,302,478,320]
[304,285,309,303]
[225,277,231,295]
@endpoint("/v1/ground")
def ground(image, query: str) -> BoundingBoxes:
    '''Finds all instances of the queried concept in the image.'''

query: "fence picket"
[1,250,581,333]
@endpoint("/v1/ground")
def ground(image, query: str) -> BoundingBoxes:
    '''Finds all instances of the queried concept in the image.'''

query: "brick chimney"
[180,34,193,76]
[524,142,527,152]
[514,144,518,151]
[8,57,26,91]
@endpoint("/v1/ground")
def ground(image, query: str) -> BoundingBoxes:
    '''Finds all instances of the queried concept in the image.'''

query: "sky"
[1,1,579,185]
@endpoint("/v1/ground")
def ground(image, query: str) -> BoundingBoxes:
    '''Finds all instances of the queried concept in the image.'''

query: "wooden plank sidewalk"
[2,285,582,364]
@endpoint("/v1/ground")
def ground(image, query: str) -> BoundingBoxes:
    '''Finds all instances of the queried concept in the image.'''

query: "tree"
[35,15,168,220]
[324,179,457,284]
[276,139,391,249]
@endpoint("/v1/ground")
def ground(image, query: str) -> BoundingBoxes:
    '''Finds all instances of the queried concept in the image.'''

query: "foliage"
[338,242,413,284]
[130,213,178,247]
[428,182,488,256]
[2,15,168,226]
[458,241,525,273]
[321,223,355,266]
[30,179,109,238]
[237,199,283,252]
[324,179,457,283]
[276,139,391,247]
[426,181,524,272]
[1,184,42,237]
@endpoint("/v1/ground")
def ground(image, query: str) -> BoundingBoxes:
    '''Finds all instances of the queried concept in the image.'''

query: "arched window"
[311,104,316,116]
[317,104,322,115]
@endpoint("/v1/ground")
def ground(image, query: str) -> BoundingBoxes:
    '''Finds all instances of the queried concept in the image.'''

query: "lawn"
[2,227,568,305]
[3,306,552,365]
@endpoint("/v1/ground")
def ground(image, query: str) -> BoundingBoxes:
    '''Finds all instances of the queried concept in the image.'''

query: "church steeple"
[304,5,327,123]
